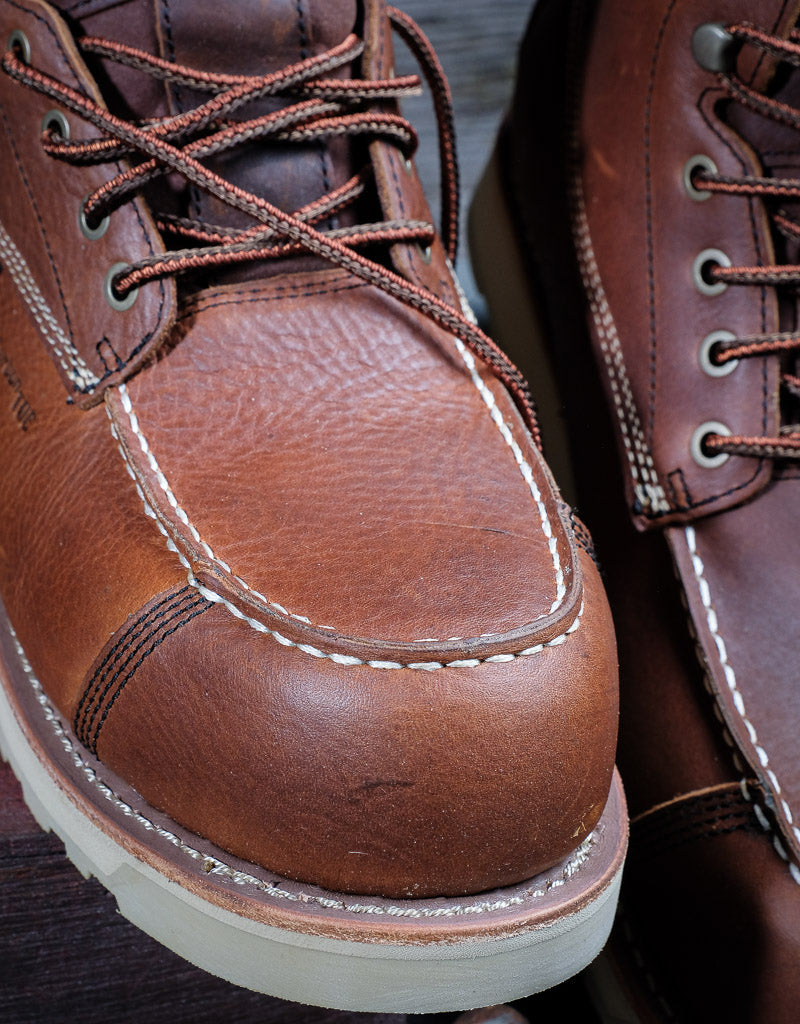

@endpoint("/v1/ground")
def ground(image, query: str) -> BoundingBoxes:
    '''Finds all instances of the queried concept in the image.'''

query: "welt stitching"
[644,0,678,447]
[75,587,196,733]
[79,594,206,747]
[685,524,800,882]
[12,620,606,915]
[89,600,212,752]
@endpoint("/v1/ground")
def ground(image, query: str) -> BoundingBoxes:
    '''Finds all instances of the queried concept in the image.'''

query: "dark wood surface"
[0,3,605,1020]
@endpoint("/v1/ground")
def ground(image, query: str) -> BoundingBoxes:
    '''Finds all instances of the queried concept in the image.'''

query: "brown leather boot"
[0,0,625,1011]
[472,0,800,1020]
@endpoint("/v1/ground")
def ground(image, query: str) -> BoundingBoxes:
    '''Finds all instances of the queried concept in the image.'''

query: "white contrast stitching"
[685,525,800,864]
[110,309,569,645]
[109,393,583,669]
[8,621,601,915]
[0,220,98,390]
[568,173,670,516]
[451,338,566,614]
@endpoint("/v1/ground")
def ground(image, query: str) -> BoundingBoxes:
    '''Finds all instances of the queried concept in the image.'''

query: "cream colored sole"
[0,608,626,1013]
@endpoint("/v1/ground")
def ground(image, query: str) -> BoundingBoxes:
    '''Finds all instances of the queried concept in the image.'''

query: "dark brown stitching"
[75,587,198,741]
[90,600,212,752]
[177,280,364,323]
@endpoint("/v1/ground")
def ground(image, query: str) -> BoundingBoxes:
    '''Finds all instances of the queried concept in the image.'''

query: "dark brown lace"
[690,22,800,460]
[1,9,539,442]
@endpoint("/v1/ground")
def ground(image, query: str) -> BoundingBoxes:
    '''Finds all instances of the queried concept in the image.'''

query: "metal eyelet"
[699,330,738,377]
[80,197,110,241]
[691,23,738,73]
[104,262,137,311]
[403,156,413,175]
[8,30,31,64]
[691,421,731,468]
[683,154,717,201]
[417,243,432,264]
[41,109,70,140]
[693,248,731,296]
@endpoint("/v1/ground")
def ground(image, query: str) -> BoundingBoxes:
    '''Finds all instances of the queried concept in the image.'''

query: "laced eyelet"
[104,262,137,311]
[691,23,738,73]
[417,243,432,264]
[80,197,110,241]
[693,248,730,296]
[41,109,70,140]
[683,154,717,201]
[8,30,30,64]
[699,330,738,377]
[691,421,732,468]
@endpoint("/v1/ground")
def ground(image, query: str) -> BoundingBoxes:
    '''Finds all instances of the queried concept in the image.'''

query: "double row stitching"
[9,621,601,915]
[685,524,800,883]
[0,220,97,389]
[568,178,670,516]
[76,587,210,753]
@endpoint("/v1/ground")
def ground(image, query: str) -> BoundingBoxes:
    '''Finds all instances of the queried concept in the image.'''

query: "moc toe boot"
[0,0,625,1011]
[472,0,800,1021]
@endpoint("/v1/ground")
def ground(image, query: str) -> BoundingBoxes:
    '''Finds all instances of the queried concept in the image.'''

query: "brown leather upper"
[0,0,619,898]
[501,0,800,1017]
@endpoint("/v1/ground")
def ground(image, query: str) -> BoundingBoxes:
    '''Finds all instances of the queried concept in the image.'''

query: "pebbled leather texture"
[498,0,800,1017]
[0,0,620,900]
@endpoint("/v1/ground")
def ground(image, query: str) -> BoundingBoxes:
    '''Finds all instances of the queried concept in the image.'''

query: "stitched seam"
[75,586,194,732]
[8,619,601,913]
[108,389,582,669]
[4,0,168,380]
[108,323,569,652]
[178,280,365,322]
[0,219,97,389]
[89,600,211,753]
[569,172,670,516]
[77,591,207,748]
[644,0,678,446]
[685,524,800,879]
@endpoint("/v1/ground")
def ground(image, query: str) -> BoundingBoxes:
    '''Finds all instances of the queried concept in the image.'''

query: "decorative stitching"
[107,309,570,653]
[569,175,670,517]
[76,587,211,752]
[88,599,211,752]
[75,586,196,733]
[685,524,800,882]
[108,382,582,669]
[0,220,97,389]
[7,620,602,916]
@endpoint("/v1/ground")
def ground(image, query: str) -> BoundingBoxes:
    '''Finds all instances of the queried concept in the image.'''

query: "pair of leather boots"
[0,0,796,1020]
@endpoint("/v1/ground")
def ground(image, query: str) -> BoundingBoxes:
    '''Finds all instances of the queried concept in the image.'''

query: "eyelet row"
[684,149,734,466]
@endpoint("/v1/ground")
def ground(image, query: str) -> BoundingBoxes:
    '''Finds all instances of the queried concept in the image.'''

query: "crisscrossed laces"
[690,22,800,460]
[1,7,540,442]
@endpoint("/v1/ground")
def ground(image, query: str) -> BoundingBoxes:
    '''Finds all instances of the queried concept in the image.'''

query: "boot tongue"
[57,0,360,236]
[154,0,359,231]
